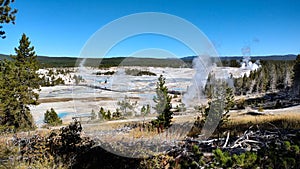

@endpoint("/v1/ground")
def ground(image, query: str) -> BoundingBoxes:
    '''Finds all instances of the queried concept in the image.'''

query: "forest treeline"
[204,58,300,97]
[1,53,297,68]
[234,60,295,95]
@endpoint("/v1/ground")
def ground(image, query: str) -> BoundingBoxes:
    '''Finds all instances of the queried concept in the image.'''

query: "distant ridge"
[0,54,78,67]
[0,54,297,67]
[181,54,297,61]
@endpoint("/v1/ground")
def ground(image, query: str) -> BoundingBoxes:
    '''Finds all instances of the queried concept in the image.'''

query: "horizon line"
[1,53,298,59]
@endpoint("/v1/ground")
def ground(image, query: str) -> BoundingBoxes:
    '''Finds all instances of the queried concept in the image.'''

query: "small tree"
[141,104,150,117]
[141,104,150,125]
[195,82,233,137]
[73,75,84,85]
[98,107,112,120]
[112,108,121,119]
[107,110,111,120]
[293,55,300,96]
[225,87,235,112]
[44,108,62,126]
[117,95,137,117]
[98,107,105,120]
[204,72,215,99]
[91,109,96,120]
[151,75,173,132]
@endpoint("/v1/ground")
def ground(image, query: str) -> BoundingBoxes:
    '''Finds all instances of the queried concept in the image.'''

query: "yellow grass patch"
[230,113,300,124]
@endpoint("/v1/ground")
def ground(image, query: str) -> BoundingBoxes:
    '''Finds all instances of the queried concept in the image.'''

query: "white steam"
[182,55,214,107]
[240,46,260,72]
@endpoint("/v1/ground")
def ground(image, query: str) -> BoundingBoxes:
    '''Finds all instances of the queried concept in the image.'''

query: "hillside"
[0,54,297,68]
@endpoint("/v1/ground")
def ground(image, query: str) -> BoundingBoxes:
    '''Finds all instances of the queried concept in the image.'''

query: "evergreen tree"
[112,108,121,119]
[91,109,96,120]
[269,64,277,92]
[141,104,150,124]
[196,80,234,137]
[107,110,111,120]
[0,0,17,39]
[141,104,150,117]
[117,95,137,117]
[98,107,105,120]
[293,55,300,96]
[284,62,293,89]
[151,75,173,130]
[44,108,62,126]
[0,34,40,131]
[0,59,19,130]
[204,72,215,99]
[225,87,235,112]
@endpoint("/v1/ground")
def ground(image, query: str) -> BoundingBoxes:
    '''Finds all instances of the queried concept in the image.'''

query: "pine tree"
[98,107,105,120]
[117,95,137,117]
[284,63,293,89]
[204,72,215,99]
[107,110,111,120]
[241,74,248,95]
[198,81,234,136]
[44,108,62,126]
[225,87,235,113]
[270,64,277,92]
[0,0,17,39]
[112,108,121,119]
[91,109,96,120]
[0,59,18,131]
[151,75,173,131]
[0,34,40,131]
[293,55,300,96]
[141,104,150,125]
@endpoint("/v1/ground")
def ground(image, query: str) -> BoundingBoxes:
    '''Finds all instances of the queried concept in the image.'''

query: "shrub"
[274,99,282,109]
[258,105,264,112]
[48,121,95,167]
[236,98,245,109]
[125,68,156,76]
[91,109,97,120]
[95,71,115,75]
[44,108,62,126]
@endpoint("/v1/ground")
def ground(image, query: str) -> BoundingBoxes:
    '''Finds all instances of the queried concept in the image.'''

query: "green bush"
[48,121,95,167]
[257,140,300,168]
[44,108,62,126]
[125,68,156,76]
[95,71,115,75]
[258,105,264,112]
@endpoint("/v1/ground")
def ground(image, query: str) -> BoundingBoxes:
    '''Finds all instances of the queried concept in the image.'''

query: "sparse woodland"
[233,60,295,95]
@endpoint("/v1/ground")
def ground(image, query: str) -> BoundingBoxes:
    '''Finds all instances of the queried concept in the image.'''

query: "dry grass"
[82,120,132,131]
[187,109,300,137]
[0,129,66,169]
[128,128,158,139]
[81,110,300,140]
[230,112,300,125]
[224,112,300,133]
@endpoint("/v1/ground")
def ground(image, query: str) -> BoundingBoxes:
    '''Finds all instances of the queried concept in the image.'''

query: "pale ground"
[31,67,195,126]
[30,66,258,127]
[28,65,300,158]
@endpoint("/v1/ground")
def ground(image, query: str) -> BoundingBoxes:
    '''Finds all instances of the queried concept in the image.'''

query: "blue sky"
[0,0,299,57]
